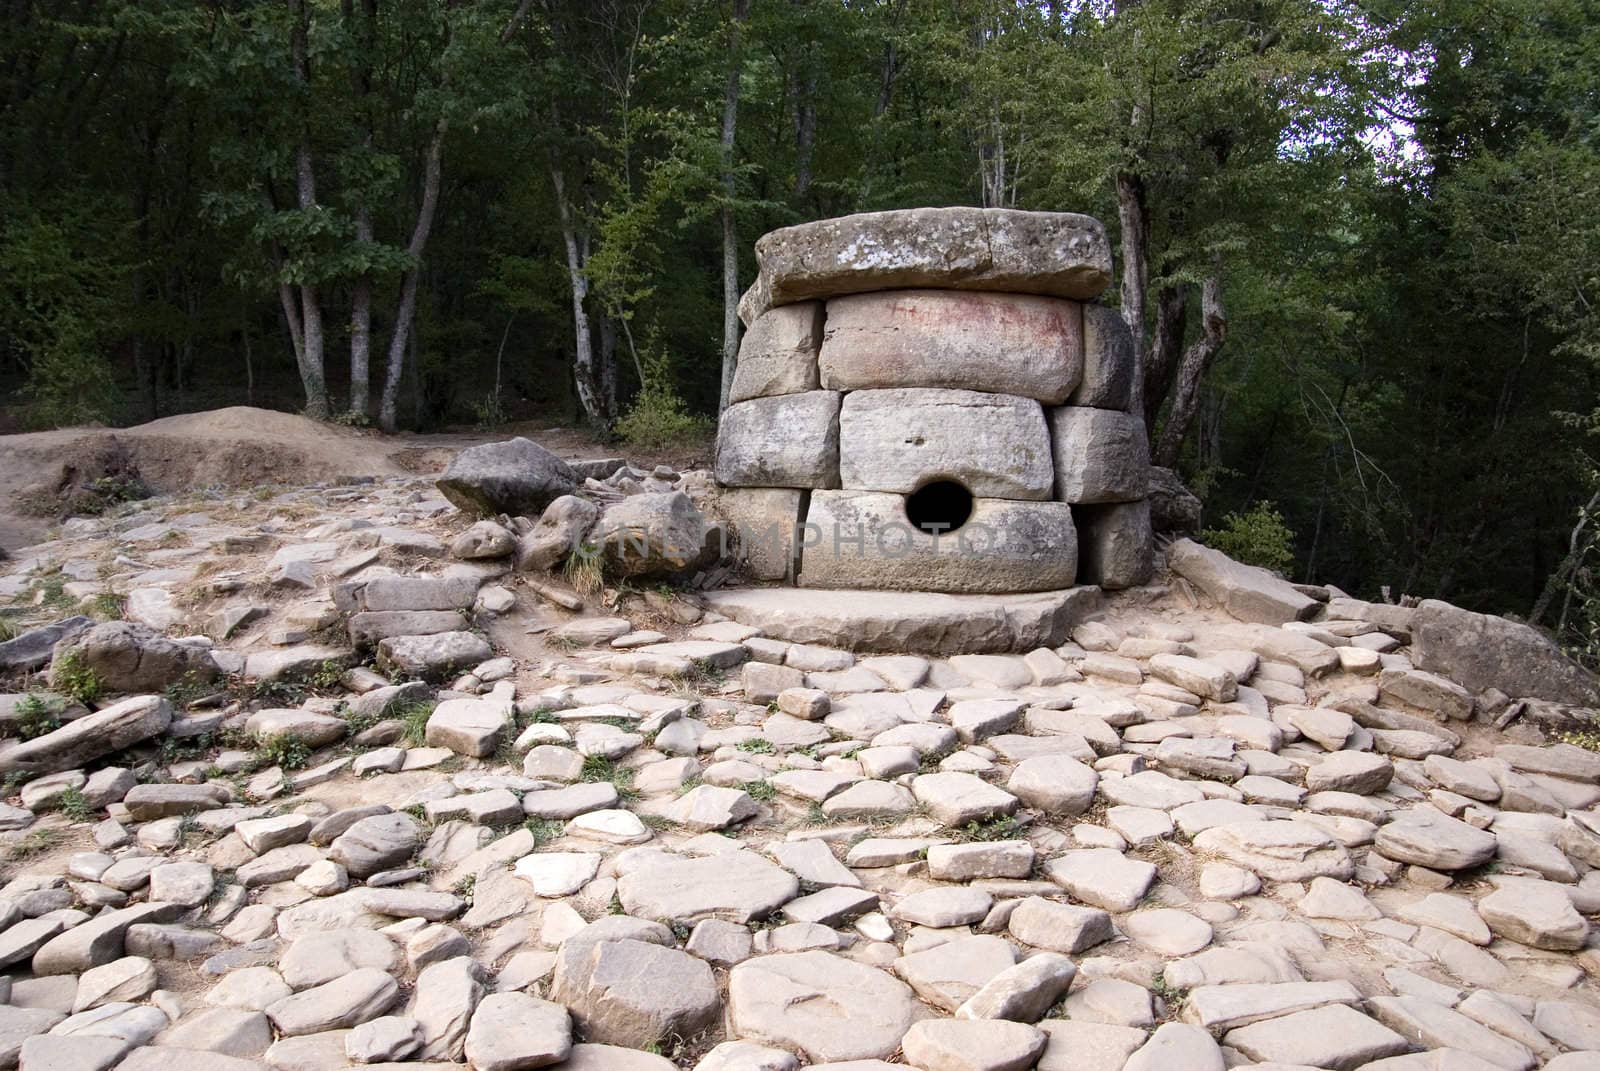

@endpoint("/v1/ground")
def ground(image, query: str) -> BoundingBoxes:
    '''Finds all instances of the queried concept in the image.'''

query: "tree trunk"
[718,0,751,414]
[350,245,372,416]
[793,59,818,199]
[346,0,378,418]
[1116,170,1149,384]
[378,122,445,432]
[551,165,608,429]
[1153,267,1228,468]
[1142,282,1188,429]
[288,0,328,420]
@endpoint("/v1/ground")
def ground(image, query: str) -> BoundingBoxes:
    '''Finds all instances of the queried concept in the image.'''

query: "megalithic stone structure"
[712,207,1154,593]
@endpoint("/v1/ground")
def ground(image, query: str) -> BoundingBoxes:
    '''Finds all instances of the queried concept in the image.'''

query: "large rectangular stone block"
[819,290,1082,404]
[739,207,1112,324]
[1071,304,1137,410]
[839,388,1053,500]
[714,487,805,582]
[1073,499,1153,590]
[715,391,841,490]
[729,302,823,403]
[1048,407,1149,504]
[797,490,1076,594]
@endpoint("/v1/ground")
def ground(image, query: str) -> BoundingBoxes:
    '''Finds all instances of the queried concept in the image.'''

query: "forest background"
[2,0,1598,652]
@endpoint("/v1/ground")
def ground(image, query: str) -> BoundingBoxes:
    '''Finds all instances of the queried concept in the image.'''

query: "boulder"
[376,632,492,679]
[738,207,1112,324]
[715,391,842,489]
[838,388,1054,499]
[0,615,92,672]
[0,695,172,778]
[1193,821,1354,882]
[715,487,804,582]
[901,1019,1048,1071]
[1412,599,1600,705]
[1167,538,1318,624]
[328,812,421,877]
[1477,879,1589,951]
[1071,304,1137,410]
[449,520,515,560]
[704,585,1101,655]
[51,621,218,694]
[559,939,719,1048]
[730,302,824,403]
[819,290,1082,404]
[590,492,715,578]
[436,437,577,517]
[1048,407,1149,504]
[425,697,509,758]
[1373,808,1497,870]
[265,967,399,1037]
[798,490,1077,594]
[616,850,798,923]
[463,992,571,1071]
[1075,500,1154,590]
[516,495,600,572]
[727,950,925,1063]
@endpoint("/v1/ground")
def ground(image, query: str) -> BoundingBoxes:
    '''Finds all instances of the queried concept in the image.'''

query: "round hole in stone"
[905,478,975,535]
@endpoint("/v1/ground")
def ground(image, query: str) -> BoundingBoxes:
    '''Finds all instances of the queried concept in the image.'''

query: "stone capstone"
[739,207,1112,324]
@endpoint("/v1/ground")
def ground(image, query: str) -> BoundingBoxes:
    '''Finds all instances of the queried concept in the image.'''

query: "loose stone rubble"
[1,210,1599,1071]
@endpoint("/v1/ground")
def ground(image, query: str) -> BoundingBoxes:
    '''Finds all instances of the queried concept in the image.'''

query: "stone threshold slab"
[702,586,1102,655]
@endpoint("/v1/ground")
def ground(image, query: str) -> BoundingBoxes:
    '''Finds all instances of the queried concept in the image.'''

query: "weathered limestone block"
[704,586,1102,655]
[436,437,577,517]
[1411,599,1600,706]
[1074,500,1154,590]
[1072,304,1136,410]
[51,621,219,694]
[715,488,804,582]
[819,290,1082,404]
[588,491,715,578]
[729,303,824,403]
[839,389,1053,500]
[0,695,172,778]
[798,490,1076,594]
[1048,407,1149,504]
[1167,538,1318,625]
[715,391,841,489]
[739,207,1112,324]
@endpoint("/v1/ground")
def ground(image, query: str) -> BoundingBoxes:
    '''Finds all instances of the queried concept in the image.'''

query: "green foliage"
[57,786,93,822]
[614,379,713,451]
[579,755,638,800]
[1201,501,1297,576]
[50,650,102,705]
[1557,727,1600,753]
[257,733,312,772]
[954,815,1026,843]
[89,592,126,620]
[562,546,605,598]
[0,200,123,428]
[397,699,437,747]
[162,670,215,707]
[736,738,775,755]
[13,694,64,741]
[523,818,565,847]
[741,779,775,802]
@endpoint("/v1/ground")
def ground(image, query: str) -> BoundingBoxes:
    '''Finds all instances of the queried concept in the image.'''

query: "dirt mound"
[0,407,422,548]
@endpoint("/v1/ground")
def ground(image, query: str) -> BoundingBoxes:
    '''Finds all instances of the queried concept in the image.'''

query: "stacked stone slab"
[715,206,1154,594]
